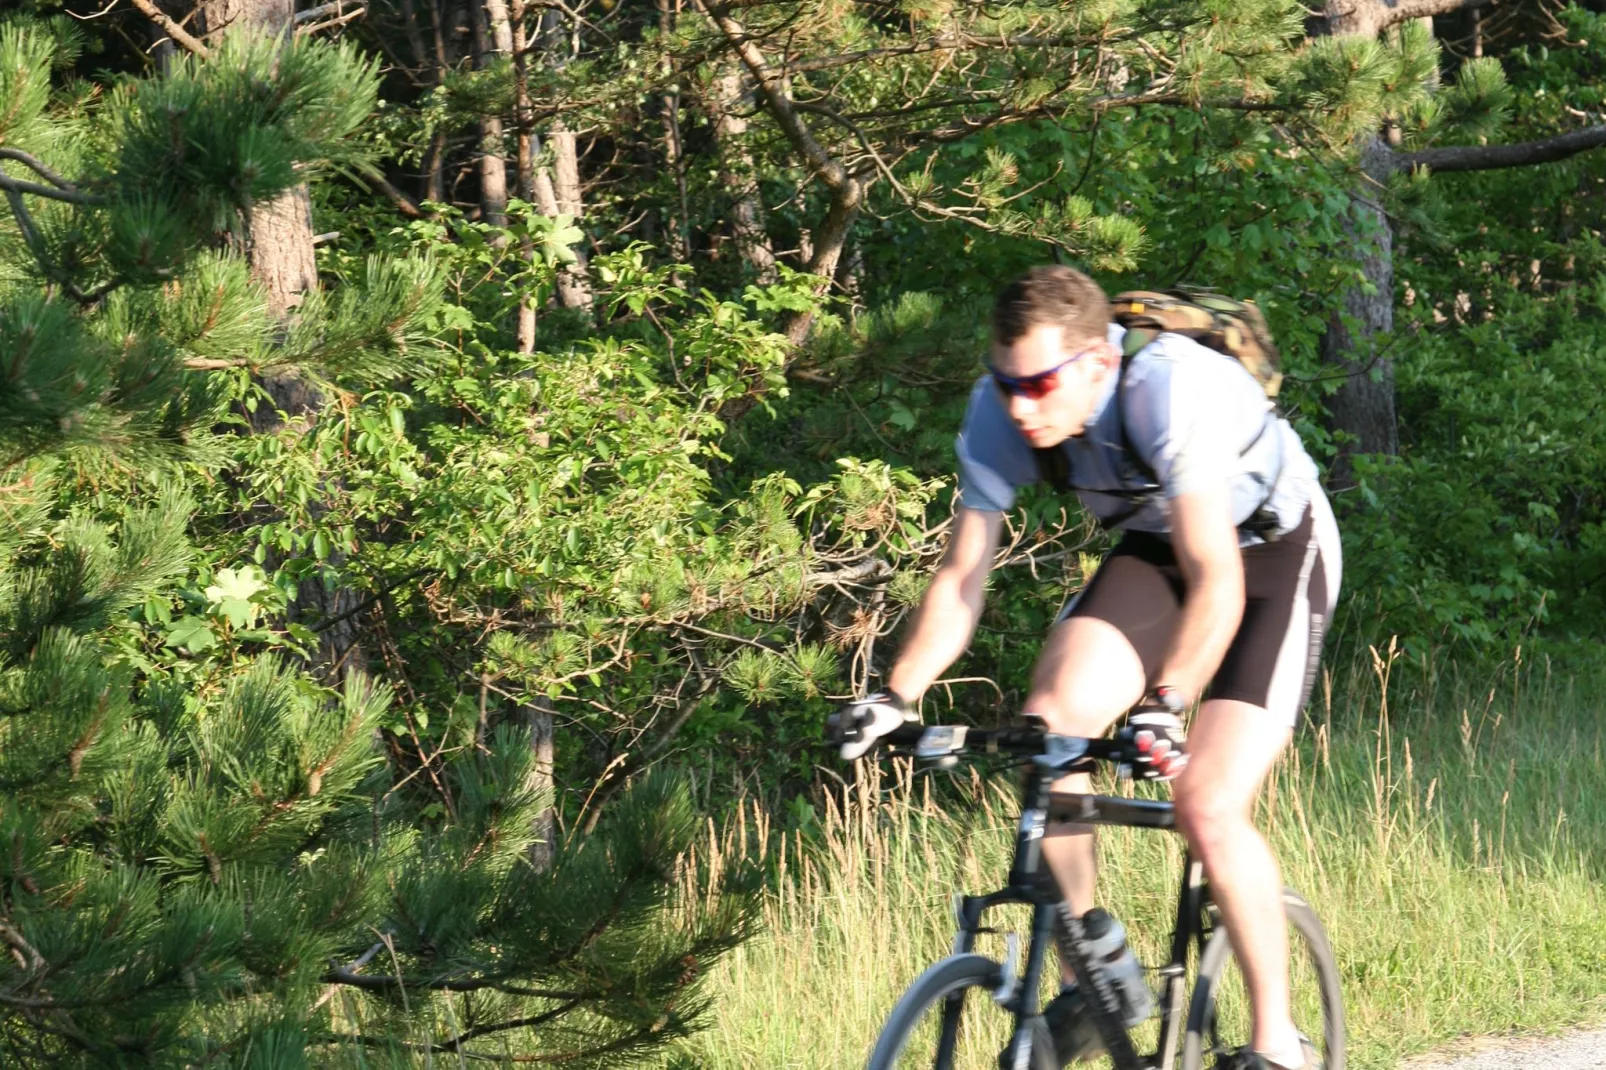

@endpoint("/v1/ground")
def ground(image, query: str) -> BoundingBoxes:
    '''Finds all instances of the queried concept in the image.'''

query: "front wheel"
[1181,888,1344,1070]
[867,953,1057,1070]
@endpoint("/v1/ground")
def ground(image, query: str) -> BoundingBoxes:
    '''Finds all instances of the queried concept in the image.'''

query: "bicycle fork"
[1005,790,1149,1070]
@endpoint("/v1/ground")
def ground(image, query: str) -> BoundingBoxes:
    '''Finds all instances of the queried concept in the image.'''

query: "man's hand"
[1117,690,1189,781]
[828,692,918,761]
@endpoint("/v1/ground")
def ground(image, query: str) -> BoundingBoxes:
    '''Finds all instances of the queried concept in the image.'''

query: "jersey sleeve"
[954,377,1037,512]
[1120,342,1242,499]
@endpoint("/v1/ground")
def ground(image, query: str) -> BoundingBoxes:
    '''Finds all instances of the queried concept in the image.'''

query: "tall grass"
[688,646,1606,1069]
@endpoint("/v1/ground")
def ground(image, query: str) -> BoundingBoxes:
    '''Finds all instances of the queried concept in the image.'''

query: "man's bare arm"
[886,507,1003,702]
[1158,484,1246,701]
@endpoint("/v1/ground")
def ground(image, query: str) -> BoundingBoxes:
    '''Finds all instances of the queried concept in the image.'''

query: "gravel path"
[1405,1028,1606,1069]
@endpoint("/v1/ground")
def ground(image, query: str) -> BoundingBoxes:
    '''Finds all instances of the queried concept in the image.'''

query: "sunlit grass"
[689,645,1606,1069]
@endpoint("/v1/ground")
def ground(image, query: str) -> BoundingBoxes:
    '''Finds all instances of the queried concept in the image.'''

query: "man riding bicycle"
[837,266,1340,1070]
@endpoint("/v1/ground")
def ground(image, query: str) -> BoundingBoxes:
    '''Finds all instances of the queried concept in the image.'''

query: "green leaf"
[164,616,218,653]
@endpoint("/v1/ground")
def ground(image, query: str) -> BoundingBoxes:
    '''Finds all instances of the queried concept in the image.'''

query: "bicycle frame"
[946,763,1209,1070]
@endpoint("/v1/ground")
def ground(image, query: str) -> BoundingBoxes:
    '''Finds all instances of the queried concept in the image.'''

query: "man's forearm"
[1157,575,1244,700]
[886,575,982,702]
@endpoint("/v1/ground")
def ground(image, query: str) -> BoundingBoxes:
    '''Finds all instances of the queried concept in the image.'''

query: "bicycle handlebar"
[873,721,1138,773]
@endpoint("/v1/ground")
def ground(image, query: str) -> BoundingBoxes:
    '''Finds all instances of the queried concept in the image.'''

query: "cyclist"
[836,266,1340,1070]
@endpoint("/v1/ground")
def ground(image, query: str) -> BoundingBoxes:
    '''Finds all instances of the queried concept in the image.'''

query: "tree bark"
[470,0,509,227]
[525,697,556,870]
[531,8,593,314]
[1396,124,1606,173]
[704,65,778,282]
[197,0,369,683]
[1322,138,1399,483]
[1311,0,1494,37]
[697,0,862,345]
[1309,2,1407,478]
[1309,0,1567,479]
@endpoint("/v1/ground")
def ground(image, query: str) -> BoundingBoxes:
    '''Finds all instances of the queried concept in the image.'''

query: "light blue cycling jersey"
[955,329,1321,543]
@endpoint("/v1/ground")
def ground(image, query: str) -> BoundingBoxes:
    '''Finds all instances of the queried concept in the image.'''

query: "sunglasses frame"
[989,343,1103,400]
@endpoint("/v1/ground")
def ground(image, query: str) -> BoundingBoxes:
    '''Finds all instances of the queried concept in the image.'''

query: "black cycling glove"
[1117,687,1189,781]
[828,691,917,760]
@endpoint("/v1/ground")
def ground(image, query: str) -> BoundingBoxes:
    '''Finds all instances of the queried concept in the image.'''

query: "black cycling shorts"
[1058,494,1341,727]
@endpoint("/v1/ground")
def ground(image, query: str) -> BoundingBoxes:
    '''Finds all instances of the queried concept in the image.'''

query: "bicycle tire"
[1181,888,1344,1070]
[866,953,1057,1070]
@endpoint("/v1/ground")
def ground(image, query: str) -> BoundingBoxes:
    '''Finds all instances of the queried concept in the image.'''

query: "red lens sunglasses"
[989,345,1098,400]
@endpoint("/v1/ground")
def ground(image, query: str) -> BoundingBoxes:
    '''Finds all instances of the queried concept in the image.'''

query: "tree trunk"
[502,0,539,349]
[547,123,593,311]
[785,180,862,345]
[705,65,778,282]
[470,0,509,227]
[201,0,369,683]
[1322,137,1399,484]
[531,8,593,314]
[525,698,556,870]
[1310,2,1404,480]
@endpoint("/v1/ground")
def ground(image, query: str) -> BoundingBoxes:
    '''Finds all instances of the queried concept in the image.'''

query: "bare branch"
[782,32,1100,75]
[294,0,359,22]
[297,4,367,36]
[1312,0,1496,37]
[183,357,256,370]
[0,149,79,193]
[1395,124,1606,173]
[692,1,850,194]
[129,0,211,57]
[0,172,101,206]
[363,172,434,219]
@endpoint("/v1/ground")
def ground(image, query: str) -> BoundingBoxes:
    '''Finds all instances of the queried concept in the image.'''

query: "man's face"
[990,323,1118,448]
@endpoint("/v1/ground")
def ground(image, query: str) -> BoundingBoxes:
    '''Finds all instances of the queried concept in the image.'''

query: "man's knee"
[1024,696,1123,738]
[1172,781,1252,857]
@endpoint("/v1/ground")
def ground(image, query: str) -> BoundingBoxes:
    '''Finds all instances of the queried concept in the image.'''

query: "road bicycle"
[841,719,1343,1070]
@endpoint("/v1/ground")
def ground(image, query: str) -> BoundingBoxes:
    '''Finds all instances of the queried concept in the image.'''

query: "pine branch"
[0,150,79,194]
[0,170,101,206]
[0,167,119,306]
[322,963,601,996]
[314,1000,582,1056]
[128,0,211,58]
[1394,124,1606,173]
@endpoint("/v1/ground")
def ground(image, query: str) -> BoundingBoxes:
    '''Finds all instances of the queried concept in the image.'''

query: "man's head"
[990,265,1119,448]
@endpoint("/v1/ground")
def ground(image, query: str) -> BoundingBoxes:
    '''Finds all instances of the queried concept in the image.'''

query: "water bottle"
[1080,907,1154,1027]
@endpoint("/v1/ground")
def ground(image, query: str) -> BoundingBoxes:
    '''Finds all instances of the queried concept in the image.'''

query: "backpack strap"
[1031,351,1160,530]
[1031,344,1285,537]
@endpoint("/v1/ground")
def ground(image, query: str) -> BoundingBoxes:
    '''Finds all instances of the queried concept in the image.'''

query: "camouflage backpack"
[1031,286,1285,536]
[1110,287,1283,399]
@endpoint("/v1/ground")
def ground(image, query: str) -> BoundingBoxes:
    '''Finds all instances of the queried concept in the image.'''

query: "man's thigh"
[1027,617,1147,735]
[1029,544,1181,733]
[1175,698,1291,819]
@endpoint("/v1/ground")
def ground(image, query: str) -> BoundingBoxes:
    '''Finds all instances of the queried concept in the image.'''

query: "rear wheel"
[1181,888,1343,1070]
[867,953,1058,1070]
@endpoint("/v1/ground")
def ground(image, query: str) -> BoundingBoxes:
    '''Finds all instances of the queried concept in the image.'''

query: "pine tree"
[0,19,753,1066]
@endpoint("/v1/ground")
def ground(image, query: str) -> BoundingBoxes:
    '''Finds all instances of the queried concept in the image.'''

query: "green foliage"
[1322,6,1606,654]
[0,19,755,1067]
[110,32,381,231]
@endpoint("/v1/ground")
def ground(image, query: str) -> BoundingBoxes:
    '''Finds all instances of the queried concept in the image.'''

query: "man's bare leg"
[1021,615,1146,978]
[1172,698,1299,1062]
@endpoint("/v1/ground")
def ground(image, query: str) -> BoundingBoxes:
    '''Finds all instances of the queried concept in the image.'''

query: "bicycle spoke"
[1200,914,1333,1069]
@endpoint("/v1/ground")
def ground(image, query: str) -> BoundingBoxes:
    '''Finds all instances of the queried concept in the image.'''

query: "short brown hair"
[991,265,1110,347]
